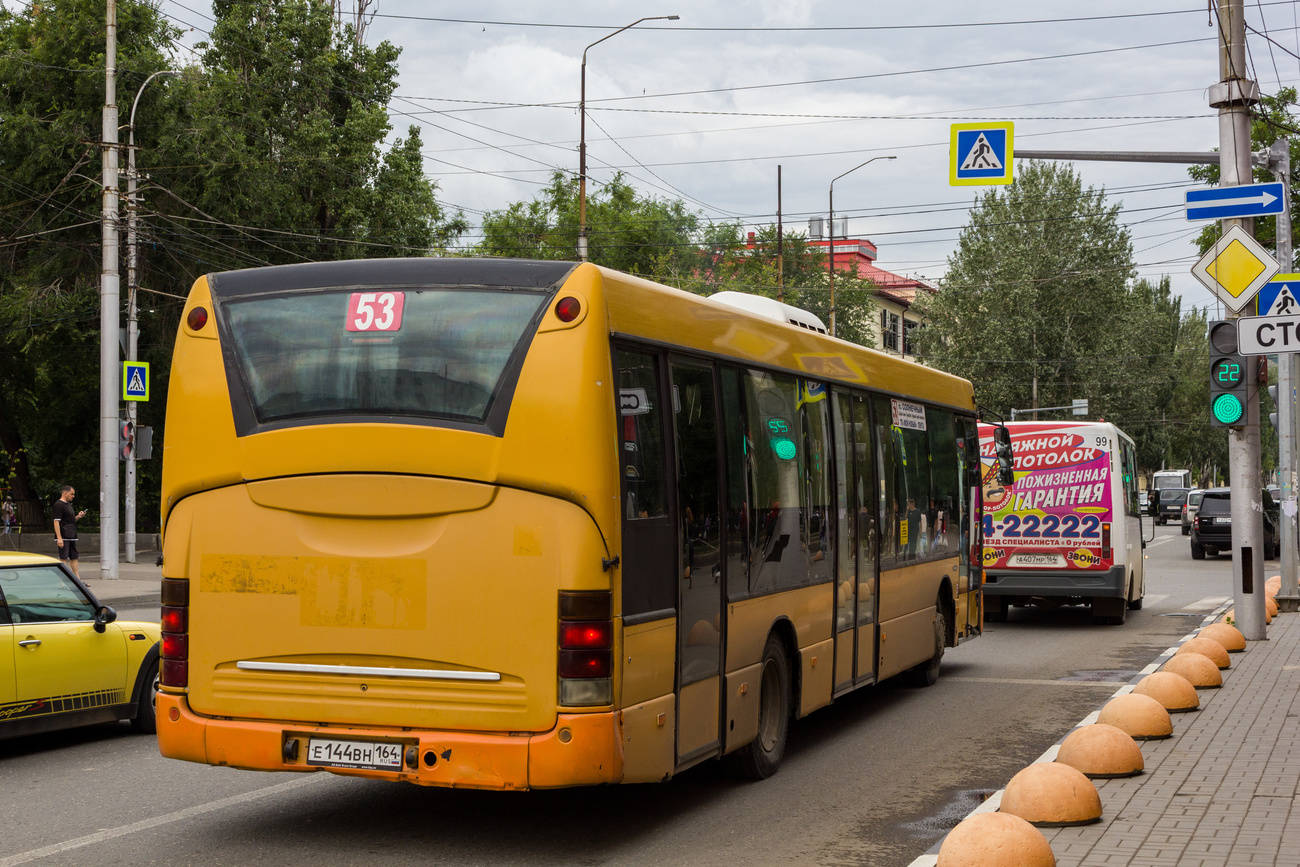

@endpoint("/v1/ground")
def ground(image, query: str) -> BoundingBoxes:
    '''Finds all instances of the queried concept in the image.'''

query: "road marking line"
[0,774,324,867]
[1186,595,1230,611]
[946,676,1128,687]
[1140,662,1160,675]
[1143,594,1170,606]
[1079,711,1100,725]
[1035,745,1060,764]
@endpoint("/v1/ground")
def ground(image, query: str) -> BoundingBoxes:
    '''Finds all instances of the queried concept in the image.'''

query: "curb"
[906,601,1234,867]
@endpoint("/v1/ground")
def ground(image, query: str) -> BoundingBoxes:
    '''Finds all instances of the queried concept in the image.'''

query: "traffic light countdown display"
[1209,320,1247,427]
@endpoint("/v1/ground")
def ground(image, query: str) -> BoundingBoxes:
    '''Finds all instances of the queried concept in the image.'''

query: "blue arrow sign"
[1185,182,1285,221]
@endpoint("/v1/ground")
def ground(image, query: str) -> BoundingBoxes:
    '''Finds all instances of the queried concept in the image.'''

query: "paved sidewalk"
[78,557,163,607]
[912,603,1300,867]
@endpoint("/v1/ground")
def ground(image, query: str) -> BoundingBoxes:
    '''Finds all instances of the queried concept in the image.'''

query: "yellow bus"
[156,258,992,788]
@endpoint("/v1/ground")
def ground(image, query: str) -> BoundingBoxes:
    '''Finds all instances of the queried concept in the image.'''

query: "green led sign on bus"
[766,417,797,460]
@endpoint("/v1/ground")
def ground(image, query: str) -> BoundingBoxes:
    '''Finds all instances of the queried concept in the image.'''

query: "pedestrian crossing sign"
[123,361,150,402]
[950,122,1014,186]
[1255,275,1300,316]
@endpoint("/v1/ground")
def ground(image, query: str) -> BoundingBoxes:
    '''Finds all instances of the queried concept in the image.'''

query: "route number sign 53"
[347,291,405,332]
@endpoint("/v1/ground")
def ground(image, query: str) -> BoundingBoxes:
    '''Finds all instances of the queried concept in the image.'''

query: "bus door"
[959,417,984,638]
[832,392,879,692]
[670,360,724,762]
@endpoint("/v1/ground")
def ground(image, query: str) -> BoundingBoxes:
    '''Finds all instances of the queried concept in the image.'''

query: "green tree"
[0,0,178,527]
[663,222,873,346]
[478,170,700,277]
[0,0,466,530]
[915,161,1180,464]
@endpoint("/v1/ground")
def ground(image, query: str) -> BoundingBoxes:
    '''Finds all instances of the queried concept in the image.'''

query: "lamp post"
[578,14,678,261]
[828,155,895,337]
[123,69,176,563]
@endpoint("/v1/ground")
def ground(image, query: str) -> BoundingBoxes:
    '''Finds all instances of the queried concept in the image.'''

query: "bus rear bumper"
[983,564,1126,598]
[156,691,623,790]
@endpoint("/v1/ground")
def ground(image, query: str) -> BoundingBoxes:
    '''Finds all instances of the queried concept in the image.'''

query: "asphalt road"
[0,523,1236,867]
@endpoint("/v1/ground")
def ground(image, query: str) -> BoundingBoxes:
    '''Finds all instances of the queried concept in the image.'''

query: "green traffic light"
[1212,392,1244,425]
[770,437,797,460]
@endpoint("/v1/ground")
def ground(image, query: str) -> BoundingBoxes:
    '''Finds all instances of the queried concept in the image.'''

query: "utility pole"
[1270,136,1300,611]
[577,15,678,261]
[100,0,120,579]
[776,165,784,304]
[1216,0,1267,638]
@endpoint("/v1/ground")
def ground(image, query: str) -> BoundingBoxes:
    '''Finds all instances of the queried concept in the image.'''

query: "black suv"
[1155,488,1190,526]
[1190,488,1280,560]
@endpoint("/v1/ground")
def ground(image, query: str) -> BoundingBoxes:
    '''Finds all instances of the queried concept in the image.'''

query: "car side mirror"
[93,605,117,634]
[993,425,1014,486]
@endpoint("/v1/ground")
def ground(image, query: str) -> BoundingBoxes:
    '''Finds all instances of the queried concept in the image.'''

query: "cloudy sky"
[158,1,1300,316]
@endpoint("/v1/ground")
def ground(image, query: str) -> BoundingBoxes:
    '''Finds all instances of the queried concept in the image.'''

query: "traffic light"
[1208,320,1247,427]
[119,419,135,460]
[135,425,153,461]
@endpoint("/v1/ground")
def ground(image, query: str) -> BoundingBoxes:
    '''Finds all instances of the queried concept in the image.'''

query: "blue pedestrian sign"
[123,361,150,402]
[1255,275,1300,316]
[950,122,1014,186]
[1185,182,1285,221]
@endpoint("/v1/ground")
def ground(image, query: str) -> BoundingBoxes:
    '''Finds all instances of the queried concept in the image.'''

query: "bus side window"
[721,367,751,601]
[872,396,899,564]
[745,370,809,593]
[927,407,960,556]
[802,381,832,585]
[616,350,667,520]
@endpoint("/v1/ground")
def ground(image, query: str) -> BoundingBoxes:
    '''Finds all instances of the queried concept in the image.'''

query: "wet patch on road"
[1058,669,1141,683]
[898,789,997,837]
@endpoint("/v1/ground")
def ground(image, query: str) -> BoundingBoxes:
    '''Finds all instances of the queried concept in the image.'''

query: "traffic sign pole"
[1216,0,1267,640]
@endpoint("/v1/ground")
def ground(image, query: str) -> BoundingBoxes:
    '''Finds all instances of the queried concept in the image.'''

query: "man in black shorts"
[53,485,87,579]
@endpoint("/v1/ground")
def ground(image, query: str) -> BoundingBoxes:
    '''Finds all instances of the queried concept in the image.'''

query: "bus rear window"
[219,287,551,427]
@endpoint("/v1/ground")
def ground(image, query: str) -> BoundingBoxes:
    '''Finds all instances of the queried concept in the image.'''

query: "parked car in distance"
[0,552,160,740]
[1191,488,1280,560]
[1156,488,1190,526]
[1181,489,1205,536]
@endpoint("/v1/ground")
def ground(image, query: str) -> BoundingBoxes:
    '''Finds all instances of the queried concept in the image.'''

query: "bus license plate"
[1008,553,1065,568]
[306,738,403,770]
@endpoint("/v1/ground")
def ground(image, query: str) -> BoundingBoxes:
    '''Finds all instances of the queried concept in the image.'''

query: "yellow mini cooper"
[0,552,160,739]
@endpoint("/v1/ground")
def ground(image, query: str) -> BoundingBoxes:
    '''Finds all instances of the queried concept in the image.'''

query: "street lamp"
[123,69,177,564]
[828,155,895,337]
[578,14,679,262]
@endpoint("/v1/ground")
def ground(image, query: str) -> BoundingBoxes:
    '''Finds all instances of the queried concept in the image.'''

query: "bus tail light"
[1101,522,1112,560]
[160,578,190,689]
[558,591,612,707]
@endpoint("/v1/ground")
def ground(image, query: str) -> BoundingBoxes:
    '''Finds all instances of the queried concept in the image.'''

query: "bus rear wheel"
[724,633,790,780]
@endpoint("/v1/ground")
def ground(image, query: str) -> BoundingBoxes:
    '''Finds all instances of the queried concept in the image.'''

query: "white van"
[977,421,1146,625]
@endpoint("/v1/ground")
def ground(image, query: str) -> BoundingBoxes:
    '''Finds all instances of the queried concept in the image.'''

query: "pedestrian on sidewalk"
[52,485,87,579]
[1,496,13,533]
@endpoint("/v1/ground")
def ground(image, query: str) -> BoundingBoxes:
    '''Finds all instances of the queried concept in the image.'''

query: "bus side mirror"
[993,425,1014,486]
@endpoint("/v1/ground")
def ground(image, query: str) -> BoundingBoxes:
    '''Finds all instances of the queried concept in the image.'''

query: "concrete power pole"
[100,0,120,579]
[1272,136,1300,611]
[1216,0,1266,637]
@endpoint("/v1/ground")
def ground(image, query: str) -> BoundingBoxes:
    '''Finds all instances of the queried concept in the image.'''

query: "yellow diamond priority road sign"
[1191,224,1280,313]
